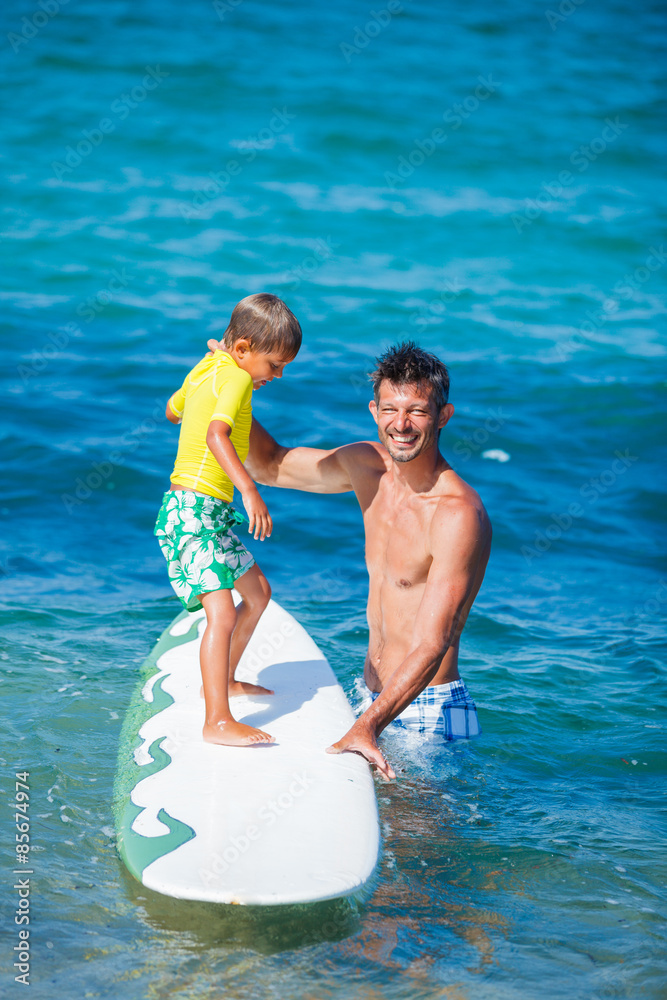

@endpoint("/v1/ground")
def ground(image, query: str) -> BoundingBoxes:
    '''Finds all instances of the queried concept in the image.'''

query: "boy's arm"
[205,339,381,493]
[166,399,181,424]
[247,417,379,493]
[166,380,187,424]
[206,421,272,541]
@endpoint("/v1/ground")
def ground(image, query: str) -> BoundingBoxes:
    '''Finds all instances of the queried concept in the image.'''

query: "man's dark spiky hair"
[370,341,450,408]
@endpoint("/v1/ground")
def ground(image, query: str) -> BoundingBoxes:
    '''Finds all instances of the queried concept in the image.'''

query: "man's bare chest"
[363,493,434,586]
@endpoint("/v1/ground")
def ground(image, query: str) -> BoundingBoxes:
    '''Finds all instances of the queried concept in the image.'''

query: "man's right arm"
[247,417,377,494]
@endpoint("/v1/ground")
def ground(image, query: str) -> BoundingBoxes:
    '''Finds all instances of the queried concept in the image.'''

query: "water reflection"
[119,862,365,954]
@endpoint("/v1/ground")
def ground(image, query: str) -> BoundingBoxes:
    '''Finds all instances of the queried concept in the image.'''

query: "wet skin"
[244,378,492,779]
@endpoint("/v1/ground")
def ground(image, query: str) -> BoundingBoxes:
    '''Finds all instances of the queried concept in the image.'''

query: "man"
[210,339,492,779]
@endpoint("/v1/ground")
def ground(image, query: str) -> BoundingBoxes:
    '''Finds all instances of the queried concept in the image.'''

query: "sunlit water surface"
[1,0,665,997]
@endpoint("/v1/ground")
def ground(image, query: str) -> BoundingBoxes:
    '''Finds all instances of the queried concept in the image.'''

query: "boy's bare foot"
[200,682,274,698]
[229,680,274,696]
[203,719,275,746]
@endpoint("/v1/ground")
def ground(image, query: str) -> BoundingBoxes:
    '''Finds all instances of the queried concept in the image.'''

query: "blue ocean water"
[1,0,666,995]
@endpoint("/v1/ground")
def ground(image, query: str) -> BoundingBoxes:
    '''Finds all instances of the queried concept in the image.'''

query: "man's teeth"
[392,435,416,442]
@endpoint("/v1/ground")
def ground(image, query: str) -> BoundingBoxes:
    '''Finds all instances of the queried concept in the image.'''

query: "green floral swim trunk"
[154,490,255,612]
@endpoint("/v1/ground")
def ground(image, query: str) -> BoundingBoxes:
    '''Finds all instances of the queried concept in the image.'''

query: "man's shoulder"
[436,464,487,506]
[429,478,491,547]
[336,440,388,476]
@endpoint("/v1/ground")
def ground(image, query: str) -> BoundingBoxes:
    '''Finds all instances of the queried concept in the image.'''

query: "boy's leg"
[198,588,274,746]
[229,564,273,696]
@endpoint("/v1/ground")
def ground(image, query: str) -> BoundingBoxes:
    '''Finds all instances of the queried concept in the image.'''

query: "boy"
[154,293,302,747]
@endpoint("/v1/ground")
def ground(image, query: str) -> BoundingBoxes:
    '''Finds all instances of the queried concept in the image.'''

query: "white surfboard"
[114,595,380,905]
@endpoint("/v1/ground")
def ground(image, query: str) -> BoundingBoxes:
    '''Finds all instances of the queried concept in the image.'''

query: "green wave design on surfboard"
[113,611,199,879]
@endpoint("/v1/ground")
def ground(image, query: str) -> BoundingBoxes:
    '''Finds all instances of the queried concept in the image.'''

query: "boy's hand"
[206,338,222,356]
[242,486,272,540]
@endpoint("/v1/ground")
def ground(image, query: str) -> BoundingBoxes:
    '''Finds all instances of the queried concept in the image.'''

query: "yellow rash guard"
[168,350,252,502]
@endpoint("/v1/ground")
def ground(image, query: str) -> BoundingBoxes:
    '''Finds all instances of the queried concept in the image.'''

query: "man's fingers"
[374,758,396,782]
[206,338,220,353]
[365,745,396,781]
[325,740,396,781]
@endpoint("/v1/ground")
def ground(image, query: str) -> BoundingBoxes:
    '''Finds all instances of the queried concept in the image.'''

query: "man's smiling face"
[369,380,452,463]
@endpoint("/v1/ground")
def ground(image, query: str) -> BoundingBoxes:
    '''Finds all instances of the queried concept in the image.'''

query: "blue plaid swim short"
[360,678,481,740]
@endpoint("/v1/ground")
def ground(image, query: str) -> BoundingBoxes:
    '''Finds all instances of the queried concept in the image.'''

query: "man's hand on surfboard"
[326,722,396,781]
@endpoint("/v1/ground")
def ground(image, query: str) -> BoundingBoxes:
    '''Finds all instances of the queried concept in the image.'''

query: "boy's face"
[235,345,293,388]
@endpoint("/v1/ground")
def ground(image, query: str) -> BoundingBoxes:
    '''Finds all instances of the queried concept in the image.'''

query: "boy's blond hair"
[222,294,302,359]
